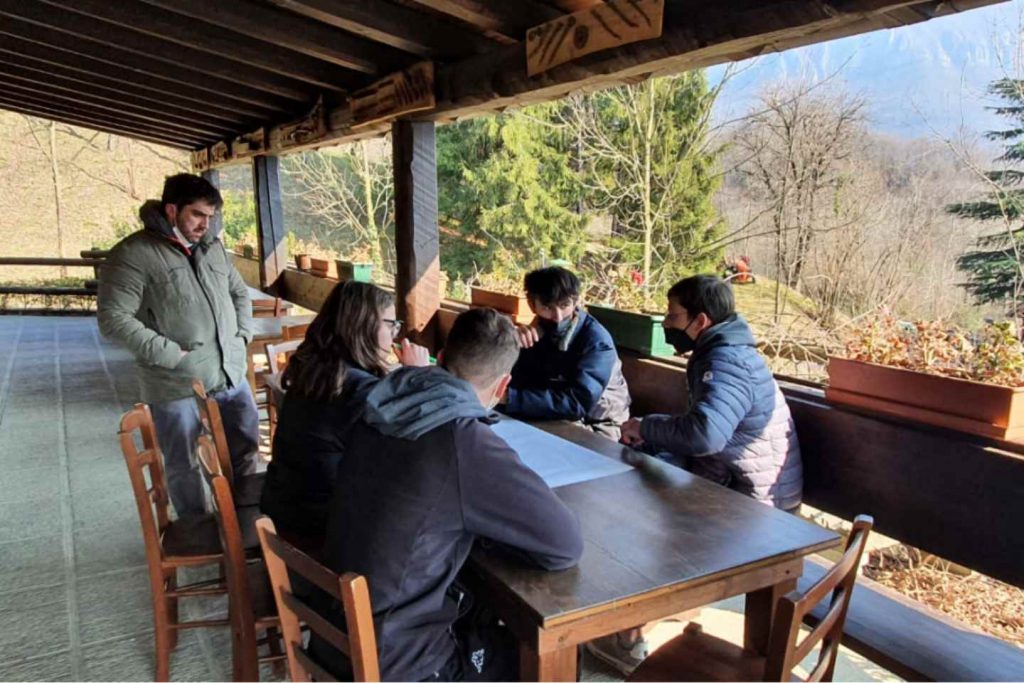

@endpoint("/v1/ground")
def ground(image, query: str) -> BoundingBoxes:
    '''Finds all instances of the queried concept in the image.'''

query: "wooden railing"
[0,253,105,297]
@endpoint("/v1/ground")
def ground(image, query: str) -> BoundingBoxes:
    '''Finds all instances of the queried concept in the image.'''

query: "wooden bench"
[799,556,1024,681]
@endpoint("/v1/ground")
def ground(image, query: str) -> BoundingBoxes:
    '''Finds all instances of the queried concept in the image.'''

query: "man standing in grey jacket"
[98,174,258,517]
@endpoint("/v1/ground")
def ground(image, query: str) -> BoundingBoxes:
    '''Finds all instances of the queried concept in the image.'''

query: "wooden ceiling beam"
[135,0,412,75]
[0,0,316,102]
[402,0,563,40]
[0,37,284,120]
[427,0,1009,121]
[0,59,253,130]
[263,0,497,58]
[0,70,240,138]
[0,81,231,140]
[0,98,201,148]
[37,0,366,92]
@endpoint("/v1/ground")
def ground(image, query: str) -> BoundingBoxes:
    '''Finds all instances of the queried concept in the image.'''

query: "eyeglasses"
[382,318,403,336]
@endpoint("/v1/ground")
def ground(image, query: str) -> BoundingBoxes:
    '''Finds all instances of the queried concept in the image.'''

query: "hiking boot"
[585,629,650,675]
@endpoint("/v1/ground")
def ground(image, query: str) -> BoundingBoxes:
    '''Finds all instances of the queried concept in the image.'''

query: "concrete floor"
[0,315,897,682]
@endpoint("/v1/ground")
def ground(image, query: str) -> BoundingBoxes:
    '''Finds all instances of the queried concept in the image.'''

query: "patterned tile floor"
[0,315,895,682]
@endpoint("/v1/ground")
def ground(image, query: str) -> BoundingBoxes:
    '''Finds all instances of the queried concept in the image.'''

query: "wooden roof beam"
[0,71,240,138]
[0,37,285,119]
[263,0,498,58]
[0,81,229,140]
[402,0,563,40]
[135,0,413,75]
[0,98,200,148]
[0,53,258,127]
[0,0,316,102]
[38,0,366,92]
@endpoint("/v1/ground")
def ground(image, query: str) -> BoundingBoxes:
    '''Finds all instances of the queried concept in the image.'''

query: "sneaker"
[585,630,650,675]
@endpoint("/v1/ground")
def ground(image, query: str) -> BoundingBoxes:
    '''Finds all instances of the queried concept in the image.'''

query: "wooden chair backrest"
[196,435,262,679]
[119,404,173,565]
[255,517,380,682]
[191,379,233,482]
[265,339,302,375]
[765,515,874,682]
[282,322,309,341]
[252,298,284,318]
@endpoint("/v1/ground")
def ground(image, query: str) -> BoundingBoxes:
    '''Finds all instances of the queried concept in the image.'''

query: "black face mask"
[664,320,697,354]
[538,316,573,338]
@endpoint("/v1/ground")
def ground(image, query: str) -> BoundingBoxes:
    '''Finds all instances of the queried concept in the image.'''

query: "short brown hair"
[443,308,519,385]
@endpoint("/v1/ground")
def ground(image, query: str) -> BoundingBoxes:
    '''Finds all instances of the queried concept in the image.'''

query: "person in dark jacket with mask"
[259,280,428,549]
[620,275,803,511]
[314,308,584,682]
[503,267,631,439]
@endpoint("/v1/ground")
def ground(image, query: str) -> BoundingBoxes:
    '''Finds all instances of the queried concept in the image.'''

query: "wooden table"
[465,421,841,682]
[246,314,315,390]
[247,285,294,313]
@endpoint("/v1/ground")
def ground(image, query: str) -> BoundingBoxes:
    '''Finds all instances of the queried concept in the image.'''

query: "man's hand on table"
[620,417,645,447]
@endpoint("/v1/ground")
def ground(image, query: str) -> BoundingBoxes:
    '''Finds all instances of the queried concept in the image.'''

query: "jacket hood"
[139,199,219,245]
[363,366,491,440]
[695,314,757,352]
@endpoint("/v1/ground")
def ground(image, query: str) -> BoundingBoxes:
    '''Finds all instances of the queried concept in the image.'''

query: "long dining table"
[464,419,841,682]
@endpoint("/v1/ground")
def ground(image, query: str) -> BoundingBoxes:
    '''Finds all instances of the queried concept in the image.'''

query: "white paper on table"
[490,419,633,488]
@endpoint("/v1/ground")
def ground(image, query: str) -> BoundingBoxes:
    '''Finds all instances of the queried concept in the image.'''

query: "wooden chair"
[264,339,301,442]
[196,435,286,681]
[192,379,266,510]
[256,517,380,682]
[252,298,284,318]
[629,515,874,683]
[118,404,229,682]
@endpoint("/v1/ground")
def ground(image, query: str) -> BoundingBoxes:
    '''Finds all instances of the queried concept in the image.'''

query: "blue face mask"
[538,316,573,338]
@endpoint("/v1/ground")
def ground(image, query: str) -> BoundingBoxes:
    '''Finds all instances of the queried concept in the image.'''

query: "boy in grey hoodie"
[314,308,584,681]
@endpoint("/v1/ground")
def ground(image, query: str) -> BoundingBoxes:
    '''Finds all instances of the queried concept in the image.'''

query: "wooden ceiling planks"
[0,0,1009,155]
[134,0,414,75]
[263,0,499,58]
[38,0,366,92]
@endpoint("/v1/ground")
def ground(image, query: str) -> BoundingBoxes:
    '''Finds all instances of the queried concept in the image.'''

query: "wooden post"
[252,156,287,292]
[200,167,224,241]
[392,120,440,348]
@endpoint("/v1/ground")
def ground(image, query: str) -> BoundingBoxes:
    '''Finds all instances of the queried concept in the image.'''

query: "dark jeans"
[150,379,259,516]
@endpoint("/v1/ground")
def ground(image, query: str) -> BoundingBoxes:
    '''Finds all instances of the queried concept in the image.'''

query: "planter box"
[826,357,1024,441]
[309,257,335,278]
[294,254,311,271]
[587,304,674,358]
[470,287,531,322]
[335,260,373,282]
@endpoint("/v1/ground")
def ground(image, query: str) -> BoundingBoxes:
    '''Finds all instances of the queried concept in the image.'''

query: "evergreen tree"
[949,78,1024,312]
[437,103,588,280]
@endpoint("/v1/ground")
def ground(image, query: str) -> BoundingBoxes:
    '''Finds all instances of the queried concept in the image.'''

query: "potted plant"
[241,244,255,259]
[585,269,674,357]
[309,257,335,278]
[335,260,373,282]
[470,272,531,323]
[294,253,312,271]
[827,314,1024,441]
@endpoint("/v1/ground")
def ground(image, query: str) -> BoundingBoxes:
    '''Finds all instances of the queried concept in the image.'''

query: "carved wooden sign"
[350,61,435,130]
[231,128,266,159]
[526,0,664,77]
[279,95,327,146]
[190,147,209,172]
[210,140,230,165]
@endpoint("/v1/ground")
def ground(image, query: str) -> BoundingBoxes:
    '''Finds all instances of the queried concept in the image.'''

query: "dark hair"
[161,173,223,211]
[667,275,735,325]
[443,308,520,385]
[282,281,394,402]
[523,267,580,306]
